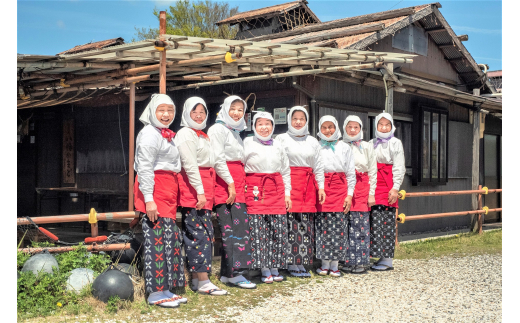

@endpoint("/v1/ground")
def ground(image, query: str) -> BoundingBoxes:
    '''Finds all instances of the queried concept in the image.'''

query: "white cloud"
[451,25,502,35]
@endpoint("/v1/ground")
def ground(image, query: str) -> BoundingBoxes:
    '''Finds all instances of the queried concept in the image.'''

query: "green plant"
[55,244,111,274]
[17,250,30,270]
[30,241,56,248]
[105,295,121,314]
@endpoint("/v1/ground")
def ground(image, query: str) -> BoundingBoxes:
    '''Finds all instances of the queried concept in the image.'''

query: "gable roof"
[58,37,125,55]
[245,2,495,94]
[216,0,320,26]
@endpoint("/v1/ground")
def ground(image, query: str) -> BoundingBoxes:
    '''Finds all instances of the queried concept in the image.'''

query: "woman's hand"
[196,194,207,211]
[226,182,236,205]
[367,195,376,208]
[145,201,159,222]
[318,189,326,205]
[388,189,398,205]
[285,196,292,211]
[343,195,353,214]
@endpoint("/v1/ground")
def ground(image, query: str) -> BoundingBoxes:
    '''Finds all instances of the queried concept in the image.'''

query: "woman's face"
[377,117,392,133]
[320,121,336,138]
[228,100,244,122]
[190,104,207,124]
[346,121,361,136]
[255,118,273,137]
[291,111,307,130]
[156,104,175,126]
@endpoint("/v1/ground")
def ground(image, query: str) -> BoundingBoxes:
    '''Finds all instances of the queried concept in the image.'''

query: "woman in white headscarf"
[244,111,292,284]
[174,97,227,296]
[277,106,325,278]
[314,115,356,277]
[342,115,377,274]
[133,94,186,308]
[207,96,256,289]
[368,112,405,271]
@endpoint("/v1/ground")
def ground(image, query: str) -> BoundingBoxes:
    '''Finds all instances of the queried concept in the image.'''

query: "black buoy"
[113,263,140,276]
[92,269,134,303]
[110,238,141,264]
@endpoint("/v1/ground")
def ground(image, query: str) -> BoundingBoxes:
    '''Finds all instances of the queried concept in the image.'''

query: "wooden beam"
[457,34,468,42]
[399,67,458,86]
[281,23,385,45]
[128,63,135,211]
[425,27,446,34]
[247,6,416,42]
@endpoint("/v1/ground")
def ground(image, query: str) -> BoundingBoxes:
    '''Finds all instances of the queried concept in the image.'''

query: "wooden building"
[17,1,501,236]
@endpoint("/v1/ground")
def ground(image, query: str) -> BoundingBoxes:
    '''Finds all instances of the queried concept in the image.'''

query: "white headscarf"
[180,97,208,130]
[375,112,395,139]
[287,106,310,137]
[139,94,176,128]
[343,115,363,142]
[215,95,247,132]
[317,115,341,142]
[252,111,275,141]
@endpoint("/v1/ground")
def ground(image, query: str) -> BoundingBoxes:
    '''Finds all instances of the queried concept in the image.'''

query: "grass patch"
[395,229,502,260]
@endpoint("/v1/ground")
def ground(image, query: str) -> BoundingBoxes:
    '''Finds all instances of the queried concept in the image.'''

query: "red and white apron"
[134,170,179,220]
[214,161,246,205]
[317,172,349,213]
[177,167,216,210]
[351,170,370,212]
[374,163,398,208]
[289,166,318,213]
[245,173,286,214]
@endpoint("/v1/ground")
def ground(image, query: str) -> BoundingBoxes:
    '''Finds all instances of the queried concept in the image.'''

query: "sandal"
[149,298,180,308]
[370,264,394,271]
[299,270,311,278]
[198,288,228,296]
[351,265,368,274]
[316,267,329,276]
[289,269,302,277]
[273,274,284,282]
[220,276,257,289]
[261,275,274,284]
[329,269,341,277]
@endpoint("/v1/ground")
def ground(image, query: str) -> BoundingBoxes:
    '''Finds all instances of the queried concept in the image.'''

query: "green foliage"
[31,240,56,248]
[17,250,30,270]
[133,0,239,41]
[105,295,121,314]
[54,244,111,274]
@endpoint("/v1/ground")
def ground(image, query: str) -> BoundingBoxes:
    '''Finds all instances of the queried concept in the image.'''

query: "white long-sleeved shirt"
[244,137,292,196]
[277,133,325,189]
[368,137,406,191]
[174,127,214,195]
[134,125,182,203]
[345,141,378,196]
[207,123,245,184]
[318,140,356,196]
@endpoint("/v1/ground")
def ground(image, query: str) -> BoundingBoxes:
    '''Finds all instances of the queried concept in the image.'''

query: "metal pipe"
[478,185,483,234]
[17,62,122,70]
[168,62,384,91]
[404,208,502,221]
[19,243,131,254]
[17,211,139,225]
[399,188,501,199]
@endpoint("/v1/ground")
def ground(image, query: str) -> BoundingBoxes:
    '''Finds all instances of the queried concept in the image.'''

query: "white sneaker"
[220,275,257,289]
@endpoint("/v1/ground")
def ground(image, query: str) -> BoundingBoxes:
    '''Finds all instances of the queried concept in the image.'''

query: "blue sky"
[17,0,502,70]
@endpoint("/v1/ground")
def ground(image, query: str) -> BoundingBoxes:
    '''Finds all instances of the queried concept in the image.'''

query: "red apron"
[351,170,370,212]
[317,172,348,213]
[289,167,318,213]
[177,167,216,210]
[214,161,246,205]
[245,173,286,214]
[375,163,398,208]
[134,170,179,220]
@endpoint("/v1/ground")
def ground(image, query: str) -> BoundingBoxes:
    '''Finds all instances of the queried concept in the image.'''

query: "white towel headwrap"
[252,111,275,141]
[343,115,363,142]
[139,94,176,128]
[287,106,310,137]
[215,95,247,132]
[317,115,341,142]
[180,96,208,130]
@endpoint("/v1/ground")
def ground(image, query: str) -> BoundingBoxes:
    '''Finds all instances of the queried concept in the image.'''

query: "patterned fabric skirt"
[215,202,251,278]
[346,211,371,266]
[370,205,397,258]
[287,212,314,266]
[142,215,185,293]
[315,212,348,260]
[181,207,214,273]
[248,214,289,269]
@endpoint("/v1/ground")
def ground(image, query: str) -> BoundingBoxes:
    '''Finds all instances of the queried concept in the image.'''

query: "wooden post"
[159,11,167,94]
[477,185,483,234]
[470,90,481,232]
[128,64,136,211]
[91,223,99,238]
[386,63,394,117]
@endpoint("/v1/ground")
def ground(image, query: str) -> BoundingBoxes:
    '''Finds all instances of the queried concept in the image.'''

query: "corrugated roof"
[58,37,125,55]
[216,0,317,25]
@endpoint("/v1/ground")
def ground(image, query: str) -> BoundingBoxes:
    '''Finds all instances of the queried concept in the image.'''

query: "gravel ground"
[92,254,502,323]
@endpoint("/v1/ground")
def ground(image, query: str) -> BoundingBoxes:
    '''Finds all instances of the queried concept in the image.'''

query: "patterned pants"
[315,212,348,260]
[346,211,371,266]
[249,214,289,269]
[287,212,314,266]
[370,205,397,258]
[215,203,251,278]
[181,207,214,273]
[142,215,185,293]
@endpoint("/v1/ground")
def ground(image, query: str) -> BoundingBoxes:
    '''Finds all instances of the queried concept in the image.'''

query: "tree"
[133,0,239,42]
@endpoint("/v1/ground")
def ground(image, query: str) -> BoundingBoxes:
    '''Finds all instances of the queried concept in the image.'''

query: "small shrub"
[17,251,30,270]
[105,295,121,314]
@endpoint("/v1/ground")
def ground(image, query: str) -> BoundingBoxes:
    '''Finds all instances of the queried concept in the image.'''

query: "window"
[413,107,449,185]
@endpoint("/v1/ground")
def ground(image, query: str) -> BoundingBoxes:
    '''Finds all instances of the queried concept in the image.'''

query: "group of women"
[133,93,405,308]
